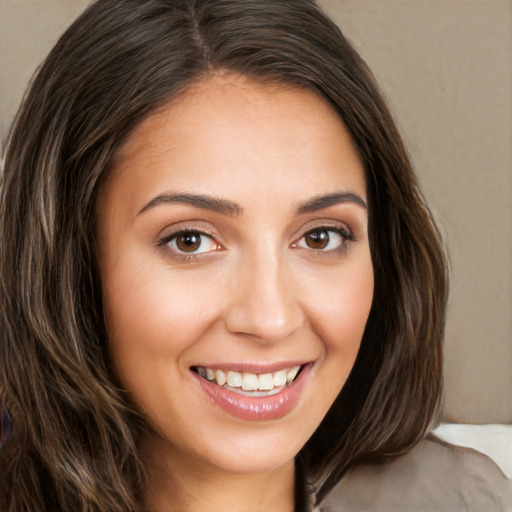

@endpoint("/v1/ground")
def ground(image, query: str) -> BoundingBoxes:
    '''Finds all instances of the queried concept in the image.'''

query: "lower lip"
[193,365,311,421]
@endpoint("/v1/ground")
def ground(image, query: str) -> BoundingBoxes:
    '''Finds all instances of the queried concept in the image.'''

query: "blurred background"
[1,0,511,427]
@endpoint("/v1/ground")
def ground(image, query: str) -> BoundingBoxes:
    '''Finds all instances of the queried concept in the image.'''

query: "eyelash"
[157,228,220,262]
[157,225,355,261]
[295,226,355,256]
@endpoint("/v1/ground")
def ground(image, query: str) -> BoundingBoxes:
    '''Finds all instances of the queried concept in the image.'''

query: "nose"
[224,249,304,343]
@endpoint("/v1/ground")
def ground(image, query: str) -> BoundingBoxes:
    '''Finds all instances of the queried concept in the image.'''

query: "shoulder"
[319,435,512,512]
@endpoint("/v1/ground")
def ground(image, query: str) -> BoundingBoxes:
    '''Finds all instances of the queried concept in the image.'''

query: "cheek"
[301,257,374,358]
[294,255,374,425]
[102,255,222,371]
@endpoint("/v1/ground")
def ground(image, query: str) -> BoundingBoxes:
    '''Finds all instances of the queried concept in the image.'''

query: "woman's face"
[97,74,373,477]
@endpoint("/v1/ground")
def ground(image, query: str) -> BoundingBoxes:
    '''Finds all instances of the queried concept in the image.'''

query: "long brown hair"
[0,0,448,510]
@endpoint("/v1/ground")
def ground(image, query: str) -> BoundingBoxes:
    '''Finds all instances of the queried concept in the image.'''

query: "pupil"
[306,229,329,249]
[177,233,201,252]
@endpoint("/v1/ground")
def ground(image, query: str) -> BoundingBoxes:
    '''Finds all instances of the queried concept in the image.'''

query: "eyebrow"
[296,192,368,213]
[138,190,367,217]
[139,192,243,216]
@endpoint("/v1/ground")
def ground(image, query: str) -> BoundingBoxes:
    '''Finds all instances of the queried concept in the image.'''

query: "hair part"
[0,0,448,510]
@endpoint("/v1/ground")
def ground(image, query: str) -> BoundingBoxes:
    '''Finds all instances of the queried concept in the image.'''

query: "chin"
[200,442,299,477]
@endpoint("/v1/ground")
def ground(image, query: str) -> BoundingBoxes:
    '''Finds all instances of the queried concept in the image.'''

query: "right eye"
[160,229,221,257]
[293,225,354,255]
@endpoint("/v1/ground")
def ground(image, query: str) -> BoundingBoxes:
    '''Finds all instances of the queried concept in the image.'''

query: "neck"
[142,437,296,512]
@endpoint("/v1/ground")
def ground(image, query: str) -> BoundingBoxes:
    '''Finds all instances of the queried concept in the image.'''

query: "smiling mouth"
[191,365,303,396]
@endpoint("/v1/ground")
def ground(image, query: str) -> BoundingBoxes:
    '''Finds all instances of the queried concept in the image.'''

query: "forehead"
[106,73,366,211]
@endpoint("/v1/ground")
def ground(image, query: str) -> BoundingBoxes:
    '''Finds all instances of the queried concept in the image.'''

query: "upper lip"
[190,361,311,374]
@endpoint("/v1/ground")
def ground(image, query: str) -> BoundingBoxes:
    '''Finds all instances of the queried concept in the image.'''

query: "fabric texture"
[320,435,512,512]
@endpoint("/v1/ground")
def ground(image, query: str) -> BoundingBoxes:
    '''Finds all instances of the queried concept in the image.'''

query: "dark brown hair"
[0,0,448,510]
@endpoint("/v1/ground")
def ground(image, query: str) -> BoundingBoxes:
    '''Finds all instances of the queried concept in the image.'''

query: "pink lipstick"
[191,363,311,421]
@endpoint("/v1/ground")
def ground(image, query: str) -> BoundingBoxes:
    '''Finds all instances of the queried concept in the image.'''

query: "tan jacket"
[321,435,512,512]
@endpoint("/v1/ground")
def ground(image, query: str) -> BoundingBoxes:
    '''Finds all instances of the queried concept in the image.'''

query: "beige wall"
[1,0,511,423]
[320,0,512,424]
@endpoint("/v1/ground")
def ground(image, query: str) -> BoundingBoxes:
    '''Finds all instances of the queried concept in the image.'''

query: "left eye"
[166,230,218,254]
[296,228,347,251]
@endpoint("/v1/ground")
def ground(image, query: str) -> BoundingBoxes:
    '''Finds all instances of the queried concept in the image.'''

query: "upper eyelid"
[293,219,354,240]
[303,223,351,234]
[156,224,220,245]
[162,227,215,239]
[294,226,353,247]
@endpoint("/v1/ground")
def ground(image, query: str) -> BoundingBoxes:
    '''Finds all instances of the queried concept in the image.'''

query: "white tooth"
[227,371,242,388]
[258,373,274,391]
[215,369,227,386]
[206,368,215,381]
[241,373,259,391]
[197,367,206,378]
[273,370,287,387]
[286,366,300,383]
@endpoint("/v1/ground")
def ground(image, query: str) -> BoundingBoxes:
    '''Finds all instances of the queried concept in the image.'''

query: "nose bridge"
[225,243,303,342]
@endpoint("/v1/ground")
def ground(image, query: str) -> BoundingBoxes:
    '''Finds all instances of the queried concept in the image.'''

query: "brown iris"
[175,231,202,252]
[304,228,330,249]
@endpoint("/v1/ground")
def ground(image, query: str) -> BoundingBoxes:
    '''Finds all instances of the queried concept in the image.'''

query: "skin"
[97,74,374,512]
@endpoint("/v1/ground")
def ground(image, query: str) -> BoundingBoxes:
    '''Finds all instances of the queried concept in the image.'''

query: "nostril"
[224,299,304,343]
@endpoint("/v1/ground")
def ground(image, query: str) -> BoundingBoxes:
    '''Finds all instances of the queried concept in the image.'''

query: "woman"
[0,0,448,510]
